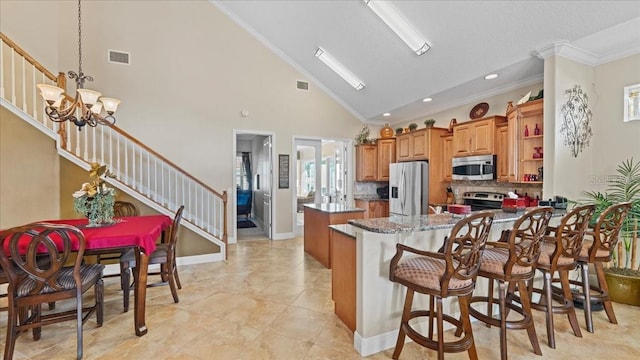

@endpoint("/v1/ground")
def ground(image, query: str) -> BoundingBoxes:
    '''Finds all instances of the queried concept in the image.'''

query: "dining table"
[28,214,172,337]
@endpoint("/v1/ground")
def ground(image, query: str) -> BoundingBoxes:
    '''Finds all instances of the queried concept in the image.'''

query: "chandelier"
[37,0,120,130]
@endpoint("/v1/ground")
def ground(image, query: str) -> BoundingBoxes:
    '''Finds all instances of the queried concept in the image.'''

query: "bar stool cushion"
[393,257,472,291]
[479,247,531,275]
[538,242,574,267]
[578,240,609,258]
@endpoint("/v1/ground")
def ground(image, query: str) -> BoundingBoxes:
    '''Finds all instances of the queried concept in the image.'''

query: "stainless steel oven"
[462,191,505,211]
[452,154,496,181]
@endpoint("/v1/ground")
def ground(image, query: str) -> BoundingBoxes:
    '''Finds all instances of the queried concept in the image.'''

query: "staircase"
[0,32,228,259]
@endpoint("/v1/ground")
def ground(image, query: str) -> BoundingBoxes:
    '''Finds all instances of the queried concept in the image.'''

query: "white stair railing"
[1,32,227,257]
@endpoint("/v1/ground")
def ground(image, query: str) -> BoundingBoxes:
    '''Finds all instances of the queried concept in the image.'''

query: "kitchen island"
[303,203,364,268]
[341,209,563,356]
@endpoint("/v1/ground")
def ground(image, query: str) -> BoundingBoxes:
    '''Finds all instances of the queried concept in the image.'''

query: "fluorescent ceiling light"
[314,47,365,91]
[422,97,433,102]
[364,0,430,56]
[485,73,499,80]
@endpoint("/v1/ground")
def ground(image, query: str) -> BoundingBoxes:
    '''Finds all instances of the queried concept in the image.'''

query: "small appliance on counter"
[447,204,471,215]
[376,185,389,199]
[539,196,568,209]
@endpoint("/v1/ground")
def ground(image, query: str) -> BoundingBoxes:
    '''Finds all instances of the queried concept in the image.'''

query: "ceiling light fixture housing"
[422,97,433,102]
[383,113,391,117]
[315,47,365,91]
[484,73,499,80]
[364,0,430,56]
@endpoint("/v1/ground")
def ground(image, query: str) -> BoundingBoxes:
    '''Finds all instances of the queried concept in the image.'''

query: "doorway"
[293,138,350,235]
[234,131,274,242]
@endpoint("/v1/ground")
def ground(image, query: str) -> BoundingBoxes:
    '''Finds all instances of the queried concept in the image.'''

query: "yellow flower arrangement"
[73,163,116,225]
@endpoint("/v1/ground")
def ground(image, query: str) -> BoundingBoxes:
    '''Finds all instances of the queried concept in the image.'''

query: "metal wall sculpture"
[560,85,593,157]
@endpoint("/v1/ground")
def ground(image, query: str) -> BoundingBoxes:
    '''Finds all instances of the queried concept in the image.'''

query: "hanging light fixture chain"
[77,0,82,75]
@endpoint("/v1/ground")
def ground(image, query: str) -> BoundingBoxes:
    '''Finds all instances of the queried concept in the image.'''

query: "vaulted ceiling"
[212,1,640,125]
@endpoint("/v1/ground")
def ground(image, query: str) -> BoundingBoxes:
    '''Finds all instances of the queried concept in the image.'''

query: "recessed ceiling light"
[383,113,391,117]
[422,97,433,102]
[484,73,499,80]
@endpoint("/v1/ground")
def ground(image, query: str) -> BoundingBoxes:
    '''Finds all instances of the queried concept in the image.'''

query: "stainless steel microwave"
[452,155,496,181]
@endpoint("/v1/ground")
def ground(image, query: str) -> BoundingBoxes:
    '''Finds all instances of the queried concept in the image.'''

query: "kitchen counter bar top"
[353,195,389,202]
[348,208,565,234]
[304,203,365,213]
[328,224,357,238]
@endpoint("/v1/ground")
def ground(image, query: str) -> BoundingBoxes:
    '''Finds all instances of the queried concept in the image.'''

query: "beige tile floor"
[1,235,639,359]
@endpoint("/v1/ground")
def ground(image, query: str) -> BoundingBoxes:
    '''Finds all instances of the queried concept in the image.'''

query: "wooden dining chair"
[389,211,494,360]
[0,222,104,360]
[88,200,139,287]
[120,205,184,312]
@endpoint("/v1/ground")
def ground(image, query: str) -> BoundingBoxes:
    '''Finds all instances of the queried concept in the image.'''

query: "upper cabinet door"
[453,124,471,156]
[396,133,412,162]
[376,139,396,181]
[355,144,377,181]
[471,119,495,155]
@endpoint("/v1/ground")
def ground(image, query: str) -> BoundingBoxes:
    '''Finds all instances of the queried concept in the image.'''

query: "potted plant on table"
[579,158,640,305]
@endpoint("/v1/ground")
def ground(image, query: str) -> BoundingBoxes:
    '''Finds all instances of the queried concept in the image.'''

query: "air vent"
[296,81,309,90]
[108,50,130,65]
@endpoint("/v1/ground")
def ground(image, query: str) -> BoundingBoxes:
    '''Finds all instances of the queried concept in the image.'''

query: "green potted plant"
[354,125,371,144]
[408,123,418,132]
[579,158,640,305]
[424,119,436,128]
[395,127,403,135]
[73,163,117,226]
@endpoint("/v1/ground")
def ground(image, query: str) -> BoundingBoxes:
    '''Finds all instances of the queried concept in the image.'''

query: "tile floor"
[1,234,639,359]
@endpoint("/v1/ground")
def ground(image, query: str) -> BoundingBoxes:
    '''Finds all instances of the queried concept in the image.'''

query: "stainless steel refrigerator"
[389,161,429,216]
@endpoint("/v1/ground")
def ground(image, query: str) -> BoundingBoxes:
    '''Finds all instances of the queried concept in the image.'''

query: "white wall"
[1,0,364,238]
[591,54,640,192]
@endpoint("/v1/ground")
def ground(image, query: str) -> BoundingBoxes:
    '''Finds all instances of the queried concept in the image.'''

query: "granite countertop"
[328,224,357,238]
[353,195,388,201]
[348,208,566,234]
[304,203,365,213]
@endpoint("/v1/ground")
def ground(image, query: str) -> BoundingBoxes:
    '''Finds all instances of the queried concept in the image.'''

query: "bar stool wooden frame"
[389,211,494,360]
[528,204,595,348]
[468,206,554,360]
[569,202,632,332]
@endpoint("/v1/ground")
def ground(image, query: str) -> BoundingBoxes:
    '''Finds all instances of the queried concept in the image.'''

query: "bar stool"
[389,211,494,360]
[468,206,554,360]
[528,204,595,348]
[569,202,632,332]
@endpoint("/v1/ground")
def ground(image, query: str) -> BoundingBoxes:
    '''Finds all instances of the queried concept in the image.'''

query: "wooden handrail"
[0,32,57,82]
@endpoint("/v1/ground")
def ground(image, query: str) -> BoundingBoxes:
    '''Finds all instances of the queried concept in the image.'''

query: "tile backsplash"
[354,181,387,197]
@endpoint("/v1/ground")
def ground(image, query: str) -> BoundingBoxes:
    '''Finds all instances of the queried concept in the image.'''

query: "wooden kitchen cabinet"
[355,144,377,181]
[495,123,509,182]
[453,116,506,157]
[355,199,389,218]
[355,139,396,181]
[442,134,453,181]
[376,139,396,181]
[517,99,544,184]
[395,127,449,204]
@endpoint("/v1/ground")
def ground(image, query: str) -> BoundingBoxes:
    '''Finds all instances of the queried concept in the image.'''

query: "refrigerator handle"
[401,166,406,214]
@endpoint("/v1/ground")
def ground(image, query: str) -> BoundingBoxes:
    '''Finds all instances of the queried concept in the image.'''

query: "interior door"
[263,137,272,238]
[294,140,321,235]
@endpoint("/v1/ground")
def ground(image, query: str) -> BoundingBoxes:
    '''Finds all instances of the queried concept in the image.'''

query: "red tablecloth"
[2,215,172,256]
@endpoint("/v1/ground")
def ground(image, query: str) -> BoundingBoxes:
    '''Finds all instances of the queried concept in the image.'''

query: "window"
[236,154,250,190]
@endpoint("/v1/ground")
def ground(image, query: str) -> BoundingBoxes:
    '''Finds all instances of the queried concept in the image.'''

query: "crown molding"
[532,41,600,67]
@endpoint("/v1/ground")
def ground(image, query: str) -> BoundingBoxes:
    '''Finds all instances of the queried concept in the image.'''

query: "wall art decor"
[278,154,290,189]
[560,85,593,158]
[624,83,640,122]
